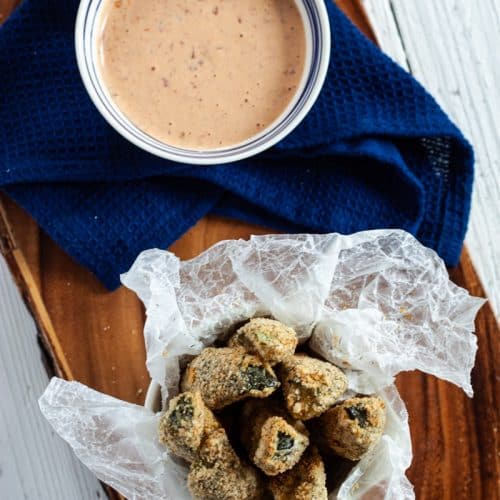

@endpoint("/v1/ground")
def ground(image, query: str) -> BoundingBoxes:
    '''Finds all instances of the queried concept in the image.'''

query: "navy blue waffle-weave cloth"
[0,1,473,289]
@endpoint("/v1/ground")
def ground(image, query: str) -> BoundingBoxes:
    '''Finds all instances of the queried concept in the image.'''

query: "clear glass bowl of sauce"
[75,0,331,165]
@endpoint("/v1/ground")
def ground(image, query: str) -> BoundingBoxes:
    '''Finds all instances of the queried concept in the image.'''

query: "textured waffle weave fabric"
[0,0,473,289]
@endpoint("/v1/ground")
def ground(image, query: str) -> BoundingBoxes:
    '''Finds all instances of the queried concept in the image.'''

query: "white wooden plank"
[362,0,500,319]
[0,255,105,500]
[360,0,409,70]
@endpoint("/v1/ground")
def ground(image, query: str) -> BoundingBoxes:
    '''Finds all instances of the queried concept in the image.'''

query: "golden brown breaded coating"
[280,354,347,420]
[319,396,386,461]
[228,318,298,365]
[201,404,221,436]
[181,347,280,410]
[269,446,327,500]
[158,391,220,462]
[188,428,263,500]
[241,399,309,476]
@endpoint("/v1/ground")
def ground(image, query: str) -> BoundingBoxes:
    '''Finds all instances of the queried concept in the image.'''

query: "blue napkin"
[0,0,473,289]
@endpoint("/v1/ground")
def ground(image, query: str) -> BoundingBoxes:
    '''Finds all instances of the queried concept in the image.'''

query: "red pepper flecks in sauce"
[97,0,306,150]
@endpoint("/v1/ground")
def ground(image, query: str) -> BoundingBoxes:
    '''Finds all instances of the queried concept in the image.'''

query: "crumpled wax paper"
[39,230,485,500]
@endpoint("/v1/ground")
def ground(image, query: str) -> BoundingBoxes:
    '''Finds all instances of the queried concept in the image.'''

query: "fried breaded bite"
[280,354,347,420]
[241,399,309,476]
[181,347,280,410]
[269,446,327,500]
[158,391,220,461]
[228,318,298,365]
[319,396,386,460]
[188,428,263,500]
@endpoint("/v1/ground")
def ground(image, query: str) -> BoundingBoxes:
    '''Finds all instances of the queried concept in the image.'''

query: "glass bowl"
[75,0,331,165]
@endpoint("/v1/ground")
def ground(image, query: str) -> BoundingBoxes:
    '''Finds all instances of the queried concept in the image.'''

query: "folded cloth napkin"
[0,0,473,289]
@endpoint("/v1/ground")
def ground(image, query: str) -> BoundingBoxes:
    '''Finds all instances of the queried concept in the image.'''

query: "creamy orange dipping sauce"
[97,0,306,150]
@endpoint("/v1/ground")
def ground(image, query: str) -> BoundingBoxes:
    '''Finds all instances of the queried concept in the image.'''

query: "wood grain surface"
[0,0,17,23]
[0,0,498,499]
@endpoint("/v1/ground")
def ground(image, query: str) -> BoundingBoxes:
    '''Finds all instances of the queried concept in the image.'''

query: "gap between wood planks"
[361,0,500,320]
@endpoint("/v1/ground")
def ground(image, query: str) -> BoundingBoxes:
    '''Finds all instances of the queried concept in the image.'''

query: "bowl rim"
[75,0,331,165]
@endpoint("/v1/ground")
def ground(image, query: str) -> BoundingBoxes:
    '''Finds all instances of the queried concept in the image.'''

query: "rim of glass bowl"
[75,0,331,165]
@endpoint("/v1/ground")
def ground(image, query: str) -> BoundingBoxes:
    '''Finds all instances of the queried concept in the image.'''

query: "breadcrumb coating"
[280,354,347,420]
[181,347,280,409]
[241,399,309,476]
[188,428,263,500]
[163,320,387,499]
[158,391,220,461]
[229,318,298,365]
[269,446,328,500]
[319,397,386,460]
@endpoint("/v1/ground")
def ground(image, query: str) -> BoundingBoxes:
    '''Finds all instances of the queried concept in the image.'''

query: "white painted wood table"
[1,0,499,498]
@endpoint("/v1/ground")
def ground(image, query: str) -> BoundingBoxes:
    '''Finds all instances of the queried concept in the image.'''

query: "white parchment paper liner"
[39,230,484,500]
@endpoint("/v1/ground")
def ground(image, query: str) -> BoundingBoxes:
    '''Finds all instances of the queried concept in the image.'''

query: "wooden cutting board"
[0,1,498,499]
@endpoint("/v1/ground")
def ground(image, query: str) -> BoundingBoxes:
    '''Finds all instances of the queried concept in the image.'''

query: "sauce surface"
[97,0,306,150]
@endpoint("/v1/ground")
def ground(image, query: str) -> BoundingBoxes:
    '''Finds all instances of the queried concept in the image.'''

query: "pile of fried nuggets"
[158,318,387,499]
